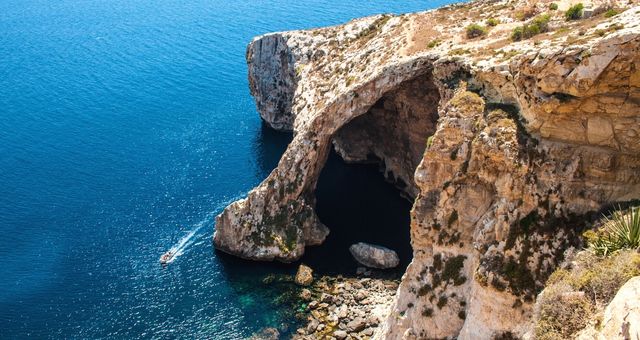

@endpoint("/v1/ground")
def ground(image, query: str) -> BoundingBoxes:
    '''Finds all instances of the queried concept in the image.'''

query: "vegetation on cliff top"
[584,206,640,256]
[565,3,585,20]
[465,23,487,39]
[534,206,640,339]
[511,14,551,41]
[534,250,640,339]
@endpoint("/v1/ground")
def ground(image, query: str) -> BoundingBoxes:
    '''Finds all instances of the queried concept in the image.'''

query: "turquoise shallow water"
[0,0,455,338]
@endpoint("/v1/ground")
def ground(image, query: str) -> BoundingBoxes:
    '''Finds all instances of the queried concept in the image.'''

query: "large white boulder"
[349,242,399,269]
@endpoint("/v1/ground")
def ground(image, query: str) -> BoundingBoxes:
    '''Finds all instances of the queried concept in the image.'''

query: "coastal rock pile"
[293,276,400,340]
[215,0,640,338]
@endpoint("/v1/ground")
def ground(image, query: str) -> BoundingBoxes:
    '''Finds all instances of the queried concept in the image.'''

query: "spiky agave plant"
[589,206,640,256]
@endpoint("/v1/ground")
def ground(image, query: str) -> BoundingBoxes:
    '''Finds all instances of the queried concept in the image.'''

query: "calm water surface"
[0,0,455,338]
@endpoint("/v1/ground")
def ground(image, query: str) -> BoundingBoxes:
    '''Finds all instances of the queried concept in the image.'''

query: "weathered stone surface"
[295,264,314,286]
[349,243,400,269]
[215,0,640,338]
[600,276,640,339]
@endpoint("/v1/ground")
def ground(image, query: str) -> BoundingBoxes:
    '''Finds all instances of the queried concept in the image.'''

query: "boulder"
[295,264,313,286]
[334,330,348,339]
[347,317,367,332]
[299,288,312,301]
[349,243,399,269]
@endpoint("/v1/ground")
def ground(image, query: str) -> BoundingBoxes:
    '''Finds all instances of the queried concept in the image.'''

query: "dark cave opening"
[301,149,413,276]
[300,73,441,276]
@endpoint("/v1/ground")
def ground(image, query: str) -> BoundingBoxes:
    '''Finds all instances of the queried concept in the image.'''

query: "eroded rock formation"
[214,0,640,338]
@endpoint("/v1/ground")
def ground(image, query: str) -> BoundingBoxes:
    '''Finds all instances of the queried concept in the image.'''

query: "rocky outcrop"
[215,0,640,338]
[295,264,314,286]
[349,243,400,269]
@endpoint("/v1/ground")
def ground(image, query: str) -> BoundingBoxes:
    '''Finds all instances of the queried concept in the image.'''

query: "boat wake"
[160,195,242,265]
[161,218,209,264]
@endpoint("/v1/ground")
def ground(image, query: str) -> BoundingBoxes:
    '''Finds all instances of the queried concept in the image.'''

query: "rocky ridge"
[215,0,640,338]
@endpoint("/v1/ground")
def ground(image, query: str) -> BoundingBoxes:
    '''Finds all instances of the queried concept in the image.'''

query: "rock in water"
[295,264,314,286]
[349,243,399,269]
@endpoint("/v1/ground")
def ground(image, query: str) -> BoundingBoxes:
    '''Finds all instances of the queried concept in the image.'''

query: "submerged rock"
[349,242,399,269]
[248,327,279,340]
[299,288,312,301]
[295,264,314,286]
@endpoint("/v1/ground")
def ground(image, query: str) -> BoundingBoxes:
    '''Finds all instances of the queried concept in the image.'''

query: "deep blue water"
[0,0,454,338]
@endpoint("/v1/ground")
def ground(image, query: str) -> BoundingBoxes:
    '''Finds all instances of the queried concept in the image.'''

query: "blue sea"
[0,0,454,338]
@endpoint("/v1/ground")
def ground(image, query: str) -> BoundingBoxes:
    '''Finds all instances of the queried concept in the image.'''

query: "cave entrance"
[301,73,440,276]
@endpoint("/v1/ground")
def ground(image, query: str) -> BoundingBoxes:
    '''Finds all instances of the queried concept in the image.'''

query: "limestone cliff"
[214,0,640,338]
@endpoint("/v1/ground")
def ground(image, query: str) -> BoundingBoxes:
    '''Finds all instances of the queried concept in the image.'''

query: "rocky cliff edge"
[214,0,640,338]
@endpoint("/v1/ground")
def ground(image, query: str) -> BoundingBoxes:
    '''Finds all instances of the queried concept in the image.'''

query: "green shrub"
[549,3,558,10]
[466,23,487,39]
[604,8,619,17]
[511,14,551,41]
[535,250,640,339]
[427,39,441,48]
[532,14,551,31]
[565,3,584,20]
[426,135,435,149]
[535,284,594,340]
[586,206,640,256]
[511,26,525,41]
[486,18,500,27]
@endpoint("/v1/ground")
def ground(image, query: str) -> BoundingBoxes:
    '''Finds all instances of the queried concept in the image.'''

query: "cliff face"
[214,0,640,338]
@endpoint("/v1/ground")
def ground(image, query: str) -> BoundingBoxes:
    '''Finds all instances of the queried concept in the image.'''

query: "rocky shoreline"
[293,274,400,340]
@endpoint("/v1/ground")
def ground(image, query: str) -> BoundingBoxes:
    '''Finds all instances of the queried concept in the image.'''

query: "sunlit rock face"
[214,0,640,338]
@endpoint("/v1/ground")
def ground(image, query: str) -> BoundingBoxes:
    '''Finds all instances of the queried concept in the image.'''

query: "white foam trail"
[161,194,244,264]
[163,220,207,264]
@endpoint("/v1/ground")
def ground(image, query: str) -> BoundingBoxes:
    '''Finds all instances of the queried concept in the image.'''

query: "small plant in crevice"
[604,8,619,17]
[448,210,459,227]
[426,135,435,149]
[486,18,500,27]
[436,295,448,309]
[549,3,558,10]
[422,307,434,317]
[427,39,441,48]
[442,255,467,286]
[565,3,584,21]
